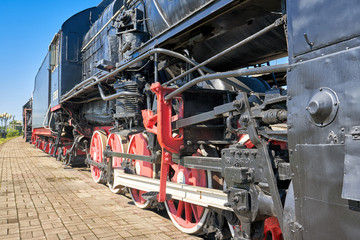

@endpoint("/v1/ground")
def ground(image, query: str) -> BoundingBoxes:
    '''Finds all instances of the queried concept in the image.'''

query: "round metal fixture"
[306,87,339,126]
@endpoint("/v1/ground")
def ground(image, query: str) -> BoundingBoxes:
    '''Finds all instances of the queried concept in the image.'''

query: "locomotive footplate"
[113,169,232,210]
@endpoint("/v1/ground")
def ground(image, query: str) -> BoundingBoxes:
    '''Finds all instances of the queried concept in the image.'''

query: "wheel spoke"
[176,201,184,217]
[165,163,208,234]
[191,204,200,222]
[185,202,192,223]
[139,190,145,203]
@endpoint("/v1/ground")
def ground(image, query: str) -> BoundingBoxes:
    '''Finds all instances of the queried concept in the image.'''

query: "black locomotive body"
[23,0,360,239]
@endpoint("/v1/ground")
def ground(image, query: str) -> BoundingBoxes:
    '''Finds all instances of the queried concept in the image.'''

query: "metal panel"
[293,145,360,239]
[287,0,360,58]
[342,134,360,201]
[32,53,50,129]
[287,21,360,240]
[54,7,101,107]
[287,44,360,148]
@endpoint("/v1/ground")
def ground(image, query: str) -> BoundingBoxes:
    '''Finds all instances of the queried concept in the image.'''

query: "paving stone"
[0,138,203,240]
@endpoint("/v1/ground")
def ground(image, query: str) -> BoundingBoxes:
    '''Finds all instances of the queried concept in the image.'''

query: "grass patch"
[0,136,19,145]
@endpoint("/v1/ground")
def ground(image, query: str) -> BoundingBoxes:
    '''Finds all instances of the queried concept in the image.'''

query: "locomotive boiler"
[24,0,360,239]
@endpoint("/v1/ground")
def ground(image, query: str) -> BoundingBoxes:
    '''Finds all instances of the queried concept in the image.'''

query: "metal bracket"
[236,92,285,233]
[350,126,360,140]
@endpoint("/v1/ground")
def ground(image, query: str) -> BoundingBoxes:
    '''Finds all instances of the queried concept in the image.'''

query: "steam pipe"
[162,17,286,86]
[165,64,288,101]
[97,83,143,101]
[61,48,230,102]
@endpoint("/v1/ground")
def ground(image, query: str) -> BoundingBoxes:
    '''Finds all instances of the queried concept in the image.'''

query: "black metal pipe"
[165,64,288,100]
[162,17,285,86]
[154,52,159,83]
[97,83,143,101]
[61,48,213,102]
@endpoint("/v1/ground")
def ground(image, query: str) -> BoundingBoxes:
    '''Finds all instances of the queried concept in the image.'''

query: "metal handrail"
[165,64,288,101]
[162,16,286,86]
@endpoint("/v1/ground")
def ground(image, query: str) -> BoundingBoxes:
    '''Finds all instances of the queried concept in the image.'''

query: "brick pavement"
[0,137,203,240]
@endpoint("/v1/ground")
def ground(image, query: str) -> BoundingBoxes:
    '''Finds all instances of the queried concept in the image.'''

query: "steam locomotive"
[23,0,360,239]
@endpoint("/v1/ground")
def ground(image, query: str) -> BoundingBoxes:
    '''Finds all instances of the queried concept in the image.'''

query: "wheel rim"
[164,163,209,234]
[90,131,107,183]
[107,133,124,193]
[128,134,153,208]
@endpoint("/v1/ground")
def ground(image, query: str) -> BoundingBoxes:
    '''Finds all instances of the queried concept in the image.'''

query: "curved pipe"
[61,48,251,103]
[97,83,143,101]
[165,64,288,100]
[162,17,285,86]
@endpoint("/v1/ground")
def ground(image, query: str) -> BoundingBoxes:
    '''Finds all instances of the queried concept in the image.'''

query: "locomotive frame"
[24,0,360,239]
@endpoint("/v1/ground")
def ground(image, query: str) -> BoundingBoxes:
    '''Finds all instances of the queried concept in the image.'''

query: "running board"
[113,170,232,211]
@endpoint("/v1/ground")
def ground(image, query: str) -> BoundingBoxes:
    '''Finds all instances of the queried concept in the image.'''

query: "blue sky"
[0,0,100,120]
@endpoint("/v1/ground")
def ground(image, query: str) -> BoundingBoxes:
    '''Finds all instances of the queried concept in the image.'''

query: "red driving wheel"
[127,133,154,208]
[90,130,107,183]
[106,133,124,193]
[164,163,209,234]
